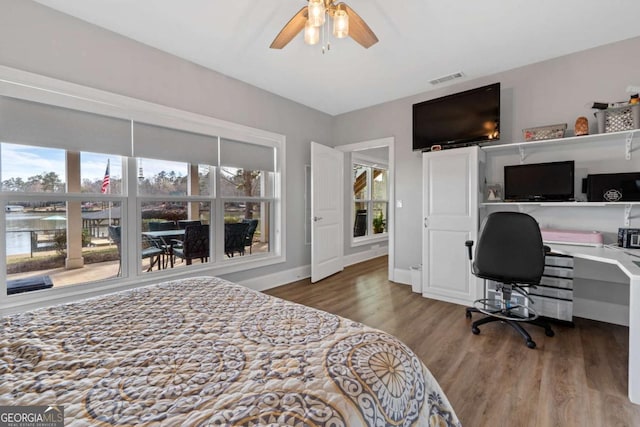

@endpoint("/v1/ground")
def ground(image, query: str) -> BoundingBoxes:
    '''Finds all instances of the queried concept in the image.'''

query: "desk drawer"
[546,255,574,268]
[530,295,573,322]
[539,275,573,290]
[543,266,574,279]
[530,286,573,300]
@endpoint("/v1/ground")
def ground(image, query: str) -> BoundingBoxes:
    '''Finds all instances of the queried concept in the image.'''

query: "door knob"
[314,216,323,222]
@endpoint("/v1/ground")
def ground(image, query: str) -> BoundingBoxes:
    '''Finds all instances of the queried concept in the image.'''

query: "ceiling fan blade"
[342,4,379,48]
[270,6,308,49]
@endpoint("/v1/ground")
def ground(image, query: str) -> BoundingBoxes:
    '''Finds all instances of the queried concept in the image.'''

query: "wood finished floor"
[265,256,640,427]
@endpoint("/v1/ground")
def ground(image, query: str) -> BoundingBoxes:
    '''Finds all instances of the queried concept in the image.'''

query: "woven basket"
[522,123,567,141]
[595,104,640,133]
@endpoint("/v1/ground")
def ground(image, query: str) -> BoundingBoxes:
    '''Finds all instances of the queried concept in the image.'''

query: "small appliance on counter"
[618,228,640,249]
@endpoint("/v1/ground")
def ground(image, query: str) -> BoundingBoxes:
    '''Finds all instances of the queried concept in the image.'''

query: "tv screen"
[504,161,575,202]
[412,82,500,151]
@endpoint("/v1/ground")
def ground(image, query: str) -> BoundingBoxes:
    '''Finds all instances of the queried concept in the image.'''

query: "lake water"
[6,212,65,256]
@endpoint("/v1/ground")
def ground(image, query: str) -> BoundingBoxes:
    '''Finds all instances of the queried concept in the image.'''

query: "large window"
[2,144,125,290]
[353,161,388,240]
[0,89,284,299]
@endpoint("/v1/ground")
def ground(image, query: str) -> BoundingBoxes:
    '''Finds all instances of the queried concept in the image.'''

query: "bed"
[0,277,460,426]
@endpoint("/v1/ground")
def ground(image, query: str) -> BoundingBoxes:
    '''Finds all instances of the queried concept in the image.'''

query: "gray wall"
[0,0,334,282]
[333,36,640,271]
[3,0,640,282]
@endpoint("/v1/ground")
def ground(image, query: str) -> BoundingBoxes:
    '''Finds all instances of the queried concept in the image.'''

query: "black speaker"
[586,172,640,202]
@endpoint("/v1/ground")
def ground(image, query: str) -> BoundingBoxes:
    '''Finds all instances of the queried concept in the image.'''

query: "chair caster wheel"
[465,311,472,319]
[526,340,536,349]
[545,329,555,337]
[471,327,480,335]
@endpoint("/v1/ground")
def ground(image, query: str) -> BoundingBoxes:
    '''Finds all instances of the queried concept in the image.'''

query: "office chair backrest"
[473,212,545,285]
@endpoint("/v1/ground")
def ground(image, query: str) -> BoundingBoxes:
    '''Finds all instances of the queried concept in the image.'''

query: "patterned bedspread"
[1,277,460,426]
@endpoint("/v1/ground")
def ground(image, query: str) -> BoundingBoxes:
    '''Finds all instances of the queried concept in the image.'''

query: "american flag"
[101,160,110,194]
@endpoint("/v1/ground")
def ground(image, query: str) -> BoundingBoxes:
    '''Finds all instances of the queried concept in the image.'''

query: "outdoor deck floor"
[7,241,269,290]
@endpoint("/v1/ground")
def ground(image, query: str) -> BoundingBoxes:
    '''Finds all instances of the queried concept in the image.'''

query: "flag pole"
[102,159,112,228]
[108,160,112,228]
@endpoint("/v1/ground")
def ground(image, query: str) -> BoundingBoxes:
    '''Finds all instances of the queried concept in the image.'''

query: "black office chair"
[465,211,554,349]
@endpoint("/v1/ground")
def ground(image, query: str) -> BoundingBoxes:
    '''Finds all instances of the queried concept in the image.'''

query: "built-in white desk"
[548,243,640,405]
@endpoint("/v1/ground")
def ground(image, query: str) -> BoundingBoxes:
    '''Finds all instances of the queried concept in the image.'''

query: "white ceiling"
[34,0,640,116]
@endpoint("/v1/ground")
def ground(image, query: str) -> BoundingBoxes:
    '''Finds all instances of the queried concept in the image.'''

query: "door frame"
[336,137,395,281]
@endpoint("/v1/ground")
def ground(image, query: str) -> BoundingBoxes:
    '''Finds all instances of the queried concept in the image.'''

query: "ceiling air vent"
[429,72,464,86]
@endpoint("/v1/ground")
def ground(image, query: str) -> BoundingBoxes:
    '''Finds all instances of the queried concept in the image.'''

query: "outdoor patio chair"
[178,220,202,229]
[225,222,250,257]
[109,225,164,273]
[242,219,259,254]
[148,221,178,231]
[173,224,209,265]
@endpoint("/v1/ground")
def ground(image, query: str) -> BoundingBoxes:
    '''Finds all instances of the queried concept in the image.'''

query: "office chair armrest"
[465,240,474,260]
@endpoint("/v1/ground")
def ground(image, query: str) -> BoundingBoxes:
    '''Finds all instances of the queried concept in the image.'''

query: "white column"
[65,151,84,269]
[188,164,200,220]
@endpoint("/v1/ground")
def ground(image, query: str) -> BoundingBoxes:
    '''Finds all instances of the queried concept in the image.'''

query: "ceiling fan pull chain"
[321,13,326,54]
[326,15,331,51]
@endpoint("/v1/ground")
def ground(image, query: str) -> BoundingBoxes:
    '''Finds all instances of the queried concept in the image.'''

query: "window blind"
[220,139,275,172]
[0,96,132,156]
[133,122,218,166]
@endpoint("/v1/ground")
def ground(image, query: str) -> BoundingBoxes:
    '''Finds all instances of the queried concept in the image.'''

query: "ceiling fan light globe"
[308,0,326,27]
[332,9,349,38]
[304,21,320,45]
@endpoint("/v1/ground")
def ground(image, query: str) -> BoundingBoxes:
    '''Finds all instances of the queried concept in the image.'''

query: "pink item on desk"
[541,228,604,247]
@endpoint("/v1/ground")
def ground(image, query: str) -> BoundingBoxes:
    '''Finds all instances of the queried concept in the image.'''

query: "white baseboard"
[393,268,412,285]
[344,246,388,267]
[238,265,311,292]
[421,291,472,307]
[240,247,390,292]
[573,297,629,326]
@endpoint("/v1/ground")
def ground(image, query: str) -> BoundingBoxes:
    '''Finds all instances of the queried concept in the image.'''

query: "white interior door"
[422,146,482,305]
[311,142,344,282]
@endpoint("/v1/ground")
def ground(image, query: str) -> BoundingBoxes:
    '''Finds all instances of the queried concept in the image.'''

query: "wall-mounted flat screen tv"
[504,160,575,202]
[412,82,500,152]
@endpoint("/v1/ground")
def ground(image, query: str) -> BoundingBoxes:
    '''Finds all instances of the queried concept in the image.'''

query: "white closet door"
[422,146,483,305]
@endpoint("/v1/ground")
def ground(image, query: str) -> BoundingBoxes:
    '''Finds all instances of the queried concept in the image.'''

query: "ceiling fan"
[270,0,378,50]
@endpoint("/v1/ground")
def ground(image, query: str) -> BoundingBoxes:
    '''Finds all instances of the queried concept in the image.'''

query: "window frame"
[0,65,286,309]
[351,156,389,247]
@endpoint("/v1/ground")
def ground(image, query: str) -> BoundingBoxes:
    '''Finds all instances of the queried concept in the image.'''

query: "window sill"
[1,253,285,315]
[351,234,388,247]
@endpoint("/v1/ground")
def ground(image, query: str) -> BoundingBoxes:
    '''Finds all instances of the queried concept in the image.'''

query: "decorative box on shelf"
[522,123,567,141]
[595,104,640,133]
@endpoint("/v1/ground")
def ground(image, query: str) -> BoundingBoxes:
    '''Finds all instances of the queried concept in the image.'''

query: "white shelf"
[480,129,638,153]
[481,201,640,226]
[481,201,640,207]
